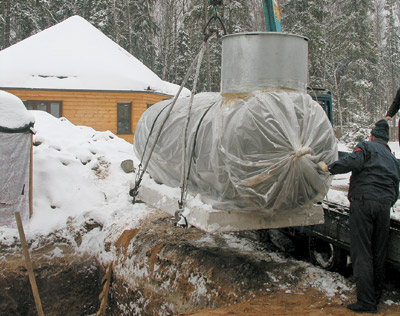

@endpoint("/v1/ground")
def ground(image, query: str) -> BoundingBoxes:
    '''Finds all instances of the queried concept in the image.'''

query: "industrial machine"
[262,0,281,32]
[132,0,337,232]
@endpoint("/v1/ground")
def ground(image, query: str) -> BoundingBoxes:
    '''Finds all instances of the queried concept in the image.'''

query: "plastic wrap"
[134,90,337,213]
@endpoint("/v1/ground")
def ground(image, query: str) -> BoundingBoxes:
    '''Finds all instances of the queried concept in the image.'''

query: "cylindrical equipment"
[134,32,337,213]
[221,32,308,94]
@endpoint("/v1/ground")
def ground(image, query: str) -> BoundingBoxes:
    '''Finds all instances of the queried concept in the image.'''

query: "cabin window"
[24,100,62,118]
[50,102,61,117]
[117,102,132,134]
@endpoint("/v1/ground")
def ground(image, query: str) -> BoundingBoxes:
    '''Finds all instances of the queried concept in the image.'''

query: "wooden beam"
[15,212,45,316]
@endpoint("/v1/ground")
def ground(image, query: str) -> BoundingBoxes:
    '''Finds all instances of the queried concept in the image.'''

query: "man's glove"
[316,161,329,172]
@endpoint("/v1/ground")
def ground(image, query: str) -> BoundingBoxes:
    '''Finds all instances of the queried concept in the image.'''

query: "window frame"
[117,102,132,134]
[23,100,62,118]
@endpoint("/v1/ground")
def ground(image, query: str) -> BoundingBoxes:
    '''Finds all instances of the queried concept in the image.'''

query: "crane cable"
[129,43,207,203]
[178,45,206,212]
[177,4,226,227]
[130,3,227,226]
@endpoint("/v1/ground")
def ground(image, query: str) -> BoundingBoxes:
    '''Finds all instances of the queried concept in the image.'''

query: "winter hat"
[371,119,390,142]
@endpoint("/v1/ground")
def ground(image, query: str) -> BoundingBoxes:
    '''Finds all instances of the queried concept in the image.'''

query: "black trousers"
[349,199,391,306]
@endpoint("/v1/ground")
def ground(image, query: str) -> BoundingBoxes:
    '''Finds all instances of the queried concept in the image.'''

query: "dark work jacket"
[386,87,400,141]
[328,139,400,206]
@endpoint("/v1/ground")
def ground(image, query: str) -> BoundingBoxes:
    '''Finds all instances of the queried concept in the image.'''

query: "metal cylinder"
[221,32,308,94]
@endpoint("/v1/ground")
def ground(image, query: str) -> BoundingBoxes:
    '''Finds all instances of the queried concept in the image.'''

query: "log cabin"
[0,16,184,143]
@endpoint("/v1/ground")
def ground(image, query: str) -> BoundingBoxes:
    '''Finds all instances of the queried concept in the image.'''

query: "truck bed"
[296,201,400,271]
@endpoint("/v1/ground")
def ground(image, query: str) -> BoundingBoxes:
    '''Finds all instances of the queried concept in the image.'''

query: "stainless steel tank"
[221,32,308,94]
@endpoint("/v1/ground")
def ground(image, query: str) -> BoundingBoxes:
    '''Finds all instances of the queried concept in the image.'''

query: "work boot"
[347,302,377,314]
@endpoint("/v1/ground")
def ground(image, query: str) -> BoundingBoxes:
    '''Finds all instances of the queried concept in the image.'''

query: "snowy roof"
[0,90,35,129]
[0,15,184,95]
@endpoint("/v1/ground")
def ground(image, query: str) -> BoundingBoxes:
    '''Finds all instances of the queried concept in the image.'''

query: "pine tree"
[126,0,158,70]
[0,0,12,49]
[281,0,330,88]
[175,27,193,87]
[181,2,207,90]
[384,0,400,101]
[326,0,378,128]
[154,0,178,83]
[382,0,400,140]
[6,1,43,47]
[371,0,387,119]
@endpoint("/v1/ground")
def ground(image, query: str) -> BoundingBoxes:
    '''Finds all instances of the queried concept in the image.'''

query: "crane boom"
[262,0,281,32]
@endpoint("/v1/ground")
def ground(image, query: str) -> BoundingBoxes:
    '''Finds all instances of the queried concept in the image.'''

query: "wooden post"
[15,212,44,316]
[29,133,33,218]
[97,261,113,316]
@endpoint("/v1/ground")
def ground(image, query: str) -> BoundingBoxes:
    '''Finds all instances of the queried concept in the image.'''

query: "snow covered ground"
[1,109,400,304]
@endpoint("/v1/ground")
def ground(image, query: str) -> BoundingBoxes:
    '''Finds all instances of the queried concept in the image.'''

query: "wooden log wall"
[4,89,170,143]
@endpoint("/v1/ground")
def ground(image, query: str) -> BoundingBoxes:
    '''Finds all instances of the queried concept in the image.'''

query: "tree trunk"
[113,0,118,42]
[1,0,11,49]
[125,0,133,54]
[204,0,211,91]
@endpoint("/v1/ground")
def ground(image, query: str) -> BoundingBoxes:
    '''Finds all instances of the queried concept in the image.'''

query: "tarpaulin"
[0,133,31,227]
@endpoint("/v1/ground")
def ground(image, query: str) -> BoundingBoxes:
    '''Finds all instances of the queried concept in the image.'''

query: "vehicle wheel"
[308,236,347,272]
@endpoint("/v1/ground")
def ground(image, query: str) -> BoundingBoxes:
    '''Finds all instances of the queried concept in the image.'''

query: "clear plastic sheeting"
[134,90,338,213]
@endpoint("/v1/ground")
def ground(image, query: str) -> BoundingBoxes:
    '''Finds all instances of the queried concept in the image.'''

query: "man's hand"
[386,116,393,121]
[316,161,329,172]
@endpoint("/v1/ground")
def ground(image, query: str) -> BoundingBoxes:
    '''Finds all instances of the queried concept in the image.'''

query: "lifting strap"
[130,42,208,203]
[178,43,206,210]
[178,100,217,211]
[130,4,227,223]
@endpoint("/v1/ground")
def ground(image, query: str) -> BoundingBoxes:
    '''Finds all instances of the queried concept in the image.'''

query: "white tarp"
[134,90,338,213]
[0,133,31,227]
[0,90,34,227]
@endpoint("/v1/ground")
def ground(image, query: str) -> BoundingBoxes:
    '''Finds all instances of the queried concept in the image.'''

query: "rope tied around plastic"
[294,147,312,158]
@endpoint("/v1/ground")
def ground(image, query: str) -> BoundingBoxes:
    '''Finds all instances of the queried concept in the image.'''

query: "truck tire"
[308,236,347,272]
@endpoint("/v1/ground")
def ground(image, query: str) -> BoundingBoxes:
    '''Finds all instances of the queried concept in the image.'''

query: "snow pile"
[30,111,135,232]
[0,110,155,263]
[0,90,34,129]
[302,266,352,297]
[0,15,187,96]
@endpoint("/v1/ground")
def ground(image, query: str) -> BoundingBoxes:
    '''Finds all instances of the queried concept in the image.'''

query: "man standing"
[318,119,400,314]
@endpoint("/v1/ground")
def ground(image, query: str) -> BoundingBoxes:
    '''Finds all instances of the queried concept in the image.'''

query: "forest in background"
[1,0,400,141]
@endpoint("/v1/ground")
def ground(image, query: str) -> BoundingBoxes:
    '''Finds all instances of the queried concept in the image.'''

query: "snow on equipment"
[0,90,35,227]
[133,31,338,232]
